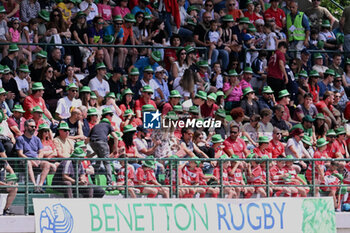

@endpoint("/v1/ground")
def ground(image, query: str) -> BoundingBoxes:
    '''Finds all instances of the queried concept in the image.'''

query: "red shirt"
[308,84,319,103]
[244,11,262,24]
[134,98,157,112]
[247,165,264,184]
[117,166,135,185]
[7,115,25,136]
[332,139,346,157]
[306,150,327,181]
[343,163,350,184]
[227,167,243,184]
[182,166,200,185]
[253,147,272,158]
[23,94,47,119]
[200,102,219,118]
[267,50,286,80]
[264,7,285,29]
[315,100,334,116]
[134,167,156,184]
[223,137,247,158]
[213,167,229,185]
[270,165,286,184]
[268,140,285,158]
[164,48,177,71]
[162,102,173,116]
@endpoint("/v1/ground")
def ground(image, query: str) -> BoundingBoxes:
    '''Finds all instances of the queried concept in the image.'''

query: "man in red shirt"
[267,41,288,96]
[223,125,250,158]
[268,127,285,158]
[315,91,339,127]
[23,82,56,124]
[7,104,26,137]
[134,85,157,118]
[264,0,286,30]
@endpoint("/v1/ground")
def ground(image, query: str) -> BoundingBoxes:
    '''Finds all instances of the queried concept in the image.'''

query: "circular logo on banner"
[39,203,74,233]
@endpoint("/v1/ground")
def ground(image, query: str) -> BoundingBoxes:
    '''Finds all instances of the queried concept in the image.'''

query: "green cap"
[123,124,137,133]
[96,62,107,70]
[90,92,97,99]
[197,60,209,68]
[129,67,140,76]
[165,111,179,120]
[2,65,11,74]
[38,123,50,131]
[67,83,78,91]
[18,64,30,73]
[212,134,224,144]
[123,109,135,117]
[169,90,182,98]
[258,136,270,143]
[80,86,91,93]
[151,51,162,62]
[278,89,290,99]
[324,69,335,76]
[335,127,346,136]
[143,65,154,73]
[105,92,116,99]
[195,90,207,100]
[142,157,156,168]
[321,19,331,27]
[74,140,87,148]
[173,105,183,112]
[142,104,156,112]
[38,9,50,21]
[0,88,6,95]
[100,118,111,124]
[189,105,199,114]
[248,24,256,32]
[71,147,86,158]
[298,70,308,78]
[239,17,250,24]
[326,129,336,137]
[228,69,238,76]
[313,53,323,59]
[102,107,114,115]
[243,87,254,96]
[302,115,315,122]
[184,45,195,54]
[216,91,225,97]
[57,122,70,130]
[220,154,229,159]
[142,85,154,93]
[76,11,87,18]
[215,109,226,118]
[5,173,17,182]
[315,113,325,120]
[222,14,234,22]
[113,14,123,22]
[187,5,199,14]
[0,6,5,13]
[122,88,133,97]
[262,86,274,94]
[36,50,48,58]
[103,35,115,44]
[309,70,319,77]
[124,13,136,23]
[31,106,44,114]
[316,138,328,147]
[243,66,253,74]
[301,135,312,146]
[12,104,25,113]
[207,93,217,101]
[87,108,98,116]
[8,44,19,52]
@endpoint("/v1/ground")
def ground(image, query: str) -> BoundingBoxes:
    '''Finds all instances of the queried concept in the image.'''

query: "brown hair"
[230,107,244,120]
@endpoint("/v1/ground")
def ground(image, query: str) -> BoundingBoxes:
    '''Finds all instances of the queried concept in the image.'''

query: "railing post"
[266,159,270,197]
[312,159,316,197]
[25,159,29,216]
[125,158,129,198]
[75,160,79,198]
[175,159,179,198]
[220,160,224,198]
[169,158,173,198]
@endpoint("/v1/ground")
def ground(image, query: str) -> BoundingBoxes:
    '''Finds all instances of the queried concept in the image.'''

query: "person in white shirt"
[55,83,82,120]
[14,64,31,99]
[139,65,163,100]
[79,0,98,23]
[88,62,110,101]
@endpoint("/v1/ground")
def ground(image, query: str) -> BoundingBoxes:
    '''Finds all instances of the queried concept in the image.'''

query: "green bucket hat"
[142,104,156,112]
[90,92,97,99]
[207,93,217,101]
[36,50,48,58]
[74,140,87,148]
[151,51,162,62]
[302,115,315,122]
[216,91,225,97]
[124,13,136,23]
[122,88,133,97]
[195,90,207,100]
[2,65,11,74]
[76,11,87,18]
[316,138,328,148]
[313,53,323,59]
[38,10,50,21]
[70,147,86,158]
[103,35,115,44]
[87,108,98,116]
[326,129,336,137]
[129,67,140,76]
[335,127,346,136]
[105,92,116,99]
[5,173,17,182]
[315,113,325,120]
[123,109,135,117]
[197,60,209,68]
[258,136,270,143]
[169,90,182,98]
[12,104,25,113]
[212,134,224,144]
[222,14,234,22]
[278,89,290,99]
[102,107,114,115]
[100,118,111,124]
[0,88,7,95]
[67,83,78,91]
[184,45,195,54]
[187,5,199,14]
[0,6,5,13]
[31,106,44,114]
[8,44,19,52]
[18,64,30,73]
[220,154,229,160]
[124,125,137,133]
[324,69,335,76]
[80,86,91,93]
[58,122,70,130]
[142,158,156,168]
[243,66,253,74]
[248,24,256,32]
[142,85,154,93]
[262,86,274,94]
[173,105,183,112]
[321,19,331,28]
[96,62,107,70]
[239,17,250,24]
[143,65,154,73]
[165,111,179,120]
[243,87,254,96]
[144,13,151,20]
[301,135,312,146]
[228,69,238,76]
[38,123,50,131]
[113,14,123,22]
[309,70,319,77]
[215,109,226,118]
[298,70,308,78]
[189,105,199,114]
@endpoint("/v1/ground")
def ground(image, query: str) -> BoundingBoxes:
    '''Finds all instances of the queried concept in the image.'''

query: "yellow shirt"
[57,2,72,22]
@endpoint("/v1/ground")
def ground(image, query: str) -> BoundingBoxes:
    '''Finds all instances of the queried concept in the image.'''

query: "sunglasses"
[230,131,238,134]
[146,92,153,95]
[115,23,123,25]
[98,22,104,25]
[205,4,213,7]
[28,125,36,128]
[228,3,235,6]
[13,22,19,25]
[70,90,78,92]
[276,133,282,135]
[53,14,60,17]
[180,52,186,55]
[47,70,53,73]
[335,80,342,82]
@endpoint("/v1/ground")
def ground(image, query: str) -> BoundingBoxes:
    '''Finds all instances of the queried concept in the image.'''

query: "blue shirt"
[134,57,159,80]
[15,135,43,158]
[154,78,170,101]
[318,81,332,98]
[131,6,152,16]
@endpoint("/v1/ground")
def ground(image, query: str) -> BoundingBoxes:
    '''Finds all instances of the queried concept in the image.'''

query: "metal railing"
[1,157,349,215]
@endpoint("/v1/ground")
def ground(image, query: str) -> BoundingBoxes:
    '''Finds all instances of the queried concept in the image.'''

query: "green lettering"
[133,203,144,231]
[160,203,173,231]
[115,204,133,231]
[103,204,115,231]
[192,203,208,230]
[174,204,191,231]
[90,204,102,231]
[144,203,156,231]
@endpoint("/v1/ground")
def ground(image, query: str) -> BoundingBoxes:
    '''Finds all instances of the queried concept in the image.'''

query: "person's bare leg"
[5,186,17,209]
[38,161,50,186]
[27,162,37,185]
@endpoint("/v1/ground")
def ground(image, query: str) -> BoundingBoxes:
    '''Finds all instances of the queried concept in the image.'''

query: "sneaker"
[3,208,14,216]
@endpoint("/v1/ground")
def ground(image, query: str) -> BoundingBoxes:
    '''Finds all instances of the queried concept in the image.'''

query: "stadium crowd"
[2,0,350,215]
